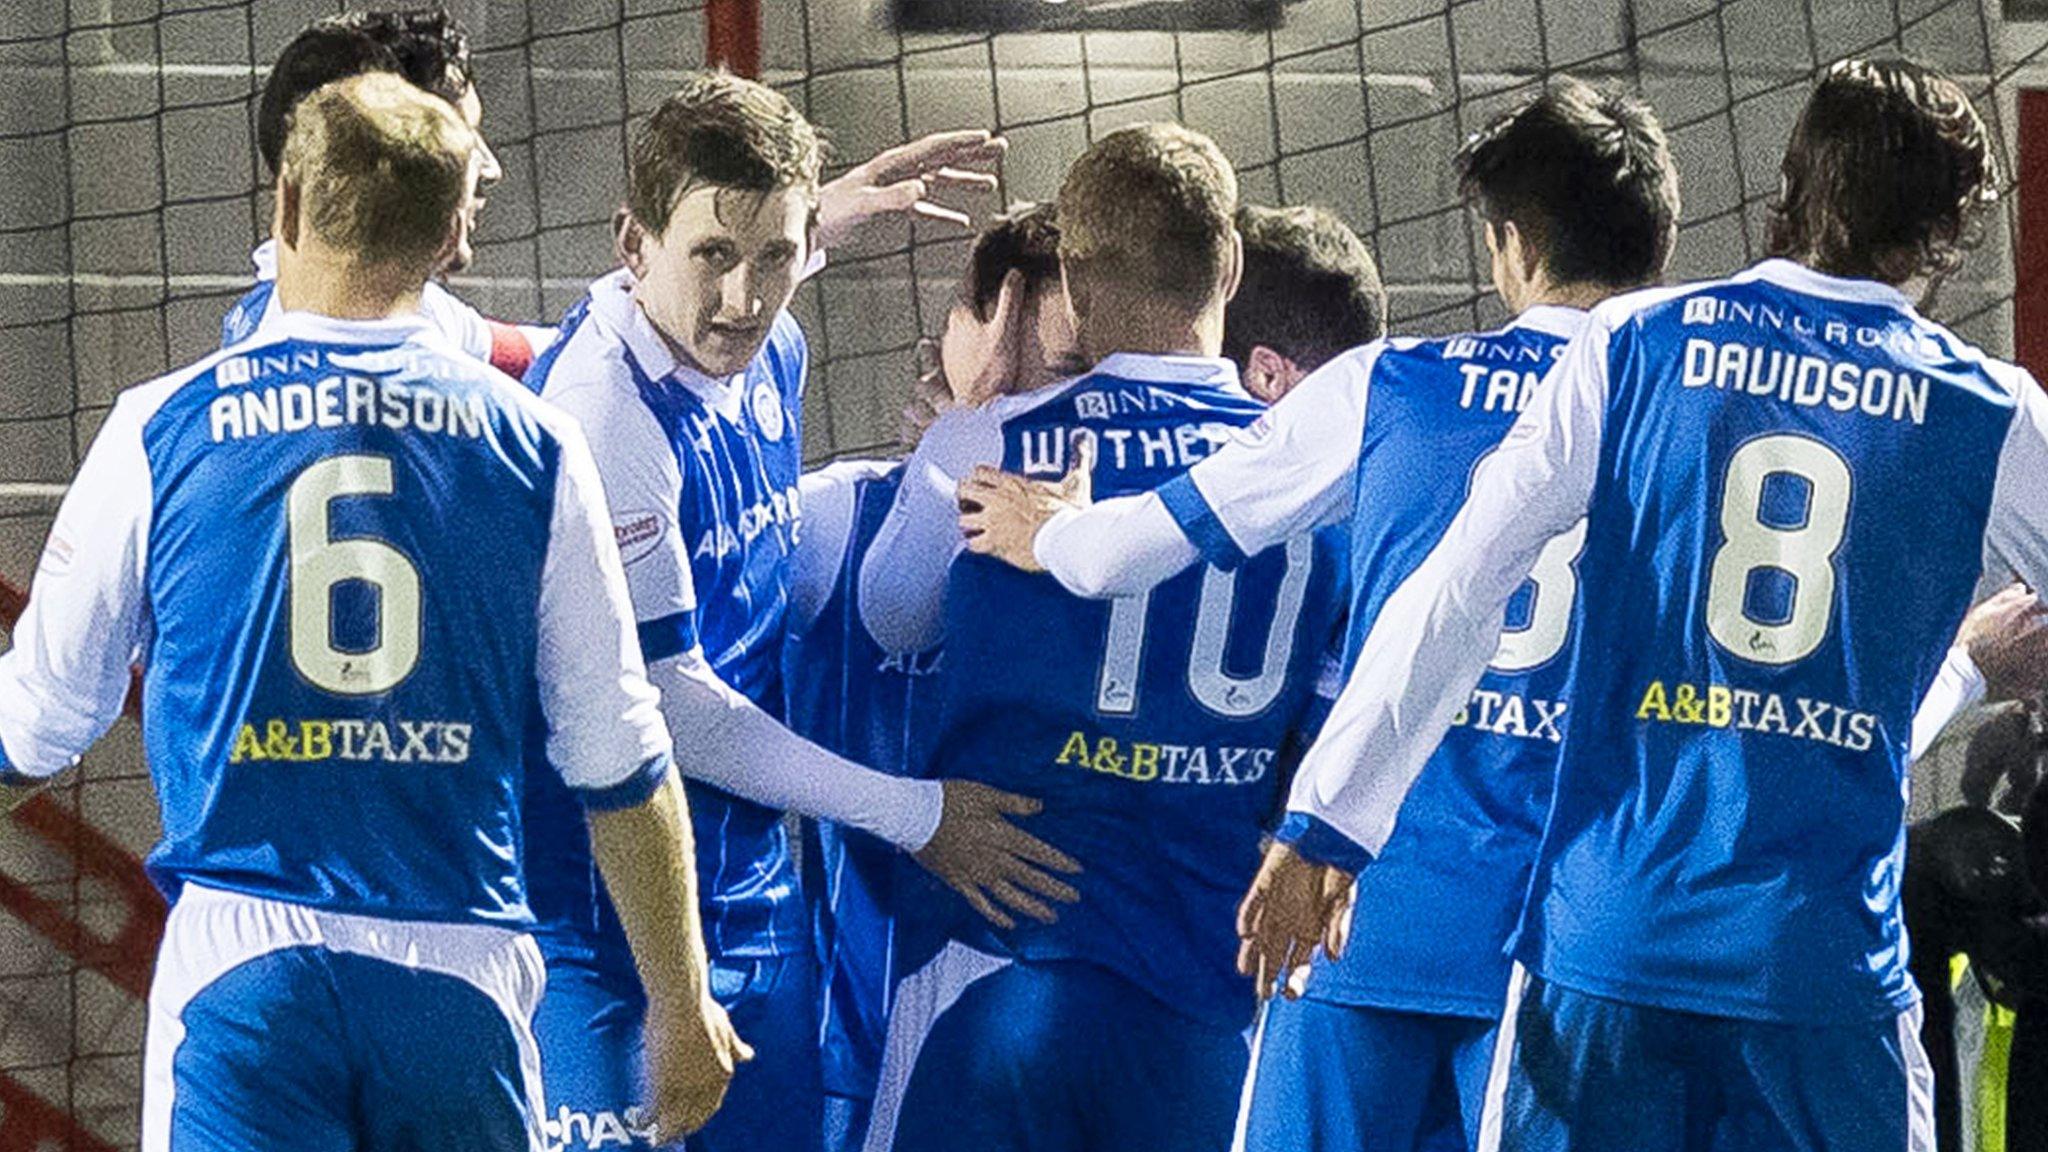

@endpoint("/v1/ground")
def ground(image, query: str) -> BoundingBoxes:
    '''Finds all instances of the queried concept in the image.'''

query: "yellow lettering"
[1089,738,1127,777]
[1636,681,1670,722]
[1128,743,1160,782]
[1057,732,1091,766]
[300,721,333,761]
[231,724,266,763]
[1706,685,1732,728]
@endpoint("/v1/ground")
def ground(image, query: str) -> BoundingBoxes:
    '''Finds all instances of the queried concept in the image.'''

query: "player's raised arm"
[0,396,154,810]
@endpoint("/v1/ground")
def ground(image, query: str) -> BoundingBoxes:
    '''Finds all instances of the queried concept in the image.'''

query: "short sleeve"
[534,415,676,807]
[541,377,699,662]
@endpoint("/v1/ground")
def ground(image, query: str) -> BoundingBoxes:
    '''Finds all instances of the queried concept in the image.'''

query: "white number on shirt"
[1490,520,1587,673]
[1097,536,1315,718]
[1705,434,1852,665]
[287,455,422,695]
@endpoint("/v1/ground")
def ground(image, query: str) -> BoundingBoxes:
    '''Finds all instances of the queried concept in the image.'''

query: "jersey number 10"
[1096,537,1316,720]
[287,455,422,696]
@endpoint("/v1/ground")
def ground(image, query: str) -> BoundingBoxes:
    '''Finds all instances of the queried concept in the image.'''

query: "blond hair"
[1056,123,1238,323]
[279,71,477,271]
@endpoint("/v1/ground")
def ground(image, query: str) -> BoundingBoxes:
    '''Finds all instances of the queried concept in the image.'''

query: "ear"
[1243,345,1298,405]
[1059,262,1083,334]
[1220,226,1245,304]
[275,173,302,250]
[1498,219,1527,278]
[615,208,650,277]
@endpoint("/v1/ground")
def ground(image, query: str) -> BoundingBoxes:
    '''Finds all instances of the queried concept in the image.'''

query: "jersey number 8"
[1706,434,1852,666]
[287,455,422,696]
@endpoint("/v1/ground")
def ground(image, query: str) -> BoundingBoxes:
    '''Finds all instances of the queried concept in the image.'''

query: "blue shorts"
[866,945,1249,1152]
[143,884,546,1152]
[532,943,825,1152]
[1236,996,1493,1152]
[1480,966,1935,1152]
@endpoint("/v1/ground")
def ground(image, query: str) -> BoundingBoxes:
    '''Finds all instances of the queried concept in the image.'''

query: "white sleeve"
[1287,317,1612,856]
[0,396,154,781]
[648,650,944,851]
[544,378,696,646]
[790,460,892,634]
[1033,494,1203,599]
[1030,345,1376,598]
[534,420,675,805]
[1909,646,1986,763]
[858,405,1005,654]
[1984,369,2048,594]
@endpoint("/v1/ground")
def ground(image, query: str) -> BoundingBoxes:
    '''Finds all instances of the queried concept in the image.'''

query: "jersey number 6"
[287,455,422,696]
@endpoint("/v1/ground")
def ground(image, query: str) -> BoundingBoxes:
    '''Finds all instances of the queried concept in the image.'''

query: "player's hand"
[644,993,754,1143]
[1235,841,1356,1001]
[1961,583,2048,703]
[815,130,1007,249]
[959,430,1096,571]
[915,780,1082,930]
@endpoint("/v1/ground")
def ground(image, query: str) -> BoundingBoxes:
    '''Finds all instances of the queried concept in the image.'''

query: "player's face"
[443,85,498,276]
[626,184,811,378]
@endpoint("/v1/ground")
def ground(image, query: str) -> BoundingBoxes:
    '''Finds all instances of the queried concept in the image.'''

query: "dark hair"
[1768,58,2000,286]
[258,8,472,177]
[1456,77,1679,290]
[1056,123,1238,323]
[627,72,824,237]
[963,203,1061,321]
[1224,204,1386,372]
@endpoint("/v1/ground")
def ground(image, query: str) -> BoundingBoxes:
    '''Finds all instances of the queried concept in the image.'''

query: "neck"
[1520,279,1615,313]
[1077,307,1223,363]
[275,242,427,321]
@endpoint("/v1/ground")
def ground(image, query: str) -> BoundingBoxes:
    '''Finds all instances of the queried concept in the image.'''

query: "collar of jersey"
[264,309,438,346]
[588,267,748,415]
[1510,304,1587,340]
[250,239,278,281]
[1735,258,1915,312]
[1087,351,1239,387]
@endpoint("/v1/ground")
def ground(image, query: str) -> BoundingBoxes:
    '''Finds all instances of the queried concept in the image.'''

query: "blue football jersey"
[1291,259,2048,1025]
[783,462,942,1100]
[1294,317,1583,1018]
[928,354,1347,1029]
[524,269,809,961]
[0,313,671,926]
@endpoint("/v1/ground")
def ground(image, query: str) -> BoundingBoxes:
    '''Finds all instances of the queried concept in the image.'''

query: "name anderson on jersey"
[208,374,492,444]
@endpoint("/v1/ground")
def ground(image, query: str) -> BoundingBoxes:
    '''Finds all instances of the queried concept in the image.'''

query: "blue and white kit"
[856,353,1347,1152]
[523,268,942,1152]
[783,459,946,1152]
[0,312,673,1152]
[1031,307,1583,1151]
[1291,260,2048,1152]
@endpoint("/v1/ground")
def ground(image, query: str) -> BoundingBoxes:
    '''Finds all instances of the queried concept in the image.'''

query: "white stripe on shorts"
[141,884,548,1152]
[861,941,1011,1152]
[1475,961,1531,1152]
[1899,1001,1935,1152]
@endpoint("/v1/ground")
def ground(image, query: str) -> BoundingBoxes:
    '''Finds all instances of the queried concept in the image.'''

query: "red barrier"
[0,795,165,1001]
[0,1073,122,1152]
[705,0,761,78]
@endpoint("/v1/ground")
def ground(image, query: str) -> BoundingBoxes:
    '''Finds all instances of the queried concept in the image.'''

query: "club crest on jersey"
[750,377,786,441]
[611,509,668,566]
